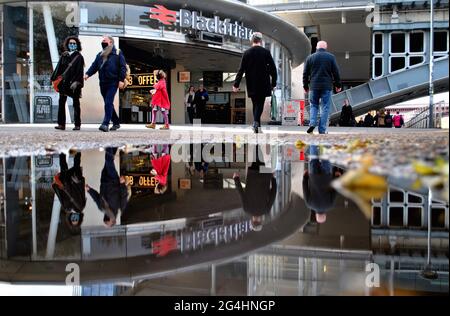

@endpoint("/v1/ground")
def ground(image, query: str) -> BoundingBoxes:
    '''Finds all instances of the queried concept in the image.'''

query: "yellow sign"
[128,73,158,89]
[126,175,159,188]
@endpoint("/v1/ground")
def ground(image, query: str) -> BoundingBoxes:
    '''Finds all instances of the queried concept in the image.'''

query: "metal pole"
[428,0,435,128]
[31,155,37,259]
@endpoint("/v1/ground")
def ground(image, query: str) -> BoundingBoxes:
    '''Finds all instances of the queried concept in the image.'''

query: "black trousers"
[58,94,81,127]
[187,107,195,124]
[251,96,266,126]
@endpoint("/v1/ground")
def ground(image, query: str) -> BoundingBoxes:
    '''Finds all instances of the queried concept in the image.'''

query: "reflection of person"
[303,41,342,135]
[233,32,277,134]
[233,146,277,231]
[151,144,171,195]
[86,148,131,227]
[302,146,341,224]
[52,152,86,234]
[51,36,85,131]
[84,35,127,132]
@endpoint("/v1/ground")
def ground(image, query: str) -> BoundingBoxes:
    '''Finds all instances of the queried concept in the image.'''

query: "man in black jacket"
[233,32,277,133]
[303,41,342,135]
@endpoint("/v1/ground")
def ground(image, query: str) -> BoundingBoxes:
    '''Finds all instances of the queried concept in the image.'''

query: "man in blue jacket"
[303,41,342,135]
[85,35,127,132]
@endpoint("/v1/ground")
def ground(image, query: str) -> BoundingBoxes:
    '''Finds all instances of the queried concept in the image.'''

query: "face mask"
[68,43,77,52]
[101,42,109,49]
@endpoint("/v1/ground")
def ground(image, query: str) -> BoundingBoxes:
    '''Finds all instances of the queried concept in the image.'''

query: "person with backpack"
[393,111,405,128]
[385,110,393,128]
[84,35,127,132]
[51,36,85,131]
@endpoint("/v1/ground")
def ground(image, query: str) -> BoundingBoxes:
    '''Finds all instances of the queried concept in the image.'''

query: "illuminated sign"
[149,5,254,41]
[125,174,159,188]
[128,73,158,89]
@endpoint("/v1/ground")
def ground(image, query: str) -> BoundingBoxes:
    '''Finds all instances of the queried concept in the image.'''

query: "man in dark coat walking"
[339,99,355,127]
[233,32,278,133]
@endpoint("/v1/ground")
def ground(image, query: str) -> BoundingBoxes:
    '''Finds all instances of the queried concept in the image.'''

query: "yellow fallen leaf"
[295,140,307,150]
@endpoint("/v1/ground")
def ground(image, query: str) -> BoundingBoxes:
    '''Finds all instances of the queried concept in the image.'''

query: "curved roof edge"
[0,0,311,67]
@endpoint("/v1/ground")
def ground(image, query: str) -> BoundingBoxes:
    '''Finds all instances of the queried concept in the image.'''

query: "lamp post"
[421,188,438,280]
[428,0,435,128]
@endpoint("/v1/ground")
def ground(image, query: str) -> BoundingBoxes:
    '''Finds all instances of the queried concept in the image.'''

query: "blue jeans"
[100,84,120,126]
[309,90,332,134]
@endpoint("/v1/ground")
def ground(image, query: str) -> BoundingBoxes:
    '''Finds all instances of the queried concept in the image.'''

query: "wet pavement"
[0,129,448,296]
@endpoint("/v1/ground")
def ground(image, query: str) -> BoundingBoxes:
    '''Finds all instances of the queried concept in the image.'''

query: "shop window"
[409,32,424,53]
[409,56,424,67]
[373,57,383,78]
[373,33,383,55]
[390,32,406,53]
[434,31,448,53]
[390,57,406,72]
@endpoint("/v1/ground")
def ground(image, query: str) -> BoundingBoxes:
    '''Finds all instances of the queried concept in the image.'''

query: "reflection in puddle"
[0,142,448,296]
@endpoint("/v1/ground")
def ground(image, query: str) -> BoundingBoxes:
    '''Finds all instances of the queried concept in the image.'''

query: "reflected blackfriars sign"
[149,4,254,41]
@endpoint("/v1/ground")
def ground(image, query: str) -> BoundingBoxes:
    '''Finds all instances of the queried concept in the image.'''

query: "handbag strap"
[61,54,81,79]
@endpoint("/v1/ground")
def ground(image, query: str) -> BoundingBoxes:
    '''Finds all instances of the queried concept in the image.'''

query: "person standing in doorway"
[185,86,196,124]
[51,36,85,131]
[233,32,277,134]
[194,85,209,122]
[84,35,127,133]
[303,41,342,135]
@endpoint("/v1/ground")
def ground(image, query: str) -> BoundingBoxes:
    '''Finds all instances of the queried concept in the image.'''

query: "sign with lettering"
[34,96,53,122]
[148,5,254,41]
[282,101,300,126]
[128,73,158,89]
[125,174,159,189]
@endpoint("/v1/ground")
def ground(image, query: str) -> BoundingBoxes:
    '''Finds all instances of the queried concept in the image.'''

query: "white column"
[29,7,35,123]
[46,194,61,259]
[30,155,37,259]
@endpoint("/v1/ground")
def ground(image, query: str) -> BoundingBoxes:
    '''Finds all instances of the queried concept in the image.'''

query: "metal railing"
[406,101,449,129]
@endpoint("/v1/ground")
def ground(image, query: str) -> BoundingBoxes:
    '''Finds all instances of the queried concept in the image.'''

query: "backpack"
[117,49,132,89]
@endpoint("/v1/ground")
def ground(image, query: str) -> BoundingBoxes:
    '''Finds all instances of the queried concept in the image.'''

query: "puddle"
[0,142,448,296]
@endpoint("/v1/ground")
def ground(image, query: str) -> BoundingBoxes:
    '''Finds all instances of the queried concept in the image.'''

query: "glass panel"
[31,2,80,124]
[390,33,405,53]
[434,31,448,52]
[374,57,383,77]
[374,33,383,54]
[390,57,406,72]
[409,56,424,67]
[3,2,29,123]
[80,2,124,26]
[409,32,424,53]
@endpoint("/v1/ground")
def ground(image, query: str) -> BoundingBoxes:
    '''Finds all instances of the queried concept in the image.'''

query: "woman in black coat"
[339,100,355,127]
[51,36,85,131]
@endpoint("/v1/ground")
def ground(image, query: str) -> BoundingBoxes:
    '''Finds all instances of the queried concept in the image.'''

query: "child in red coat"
[147,70,171,130]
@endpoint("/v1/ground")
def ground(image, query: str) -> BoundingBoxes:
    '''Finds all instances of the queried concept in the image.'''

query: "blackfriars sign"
[149,5,254,41]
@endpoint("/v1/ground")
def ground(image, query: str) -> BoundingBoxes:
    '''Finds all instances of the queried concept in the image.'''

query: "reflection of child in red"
[151,144,171,195]
[152,234,178,257]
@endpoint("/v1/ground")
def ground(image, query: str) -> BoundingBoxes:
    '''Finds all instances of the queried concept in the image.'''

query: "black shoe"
[55,125,65,131]
[99,125,109,132]
[307,126,315,134]
[110,124,121,131]
[73,126,81,131]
